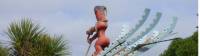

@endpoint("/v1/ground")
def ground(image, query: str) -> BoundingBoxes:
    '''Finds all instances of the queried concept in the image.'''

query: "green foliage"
[0,45,8,56]
[160,31,198,56]
[6,19,70,56]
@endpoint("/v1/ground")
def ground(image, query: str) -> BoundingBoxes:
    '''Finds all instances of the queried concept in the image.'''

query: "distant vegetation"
[0,45,8,56]
[160,31,198,56]
[0,19,71,56]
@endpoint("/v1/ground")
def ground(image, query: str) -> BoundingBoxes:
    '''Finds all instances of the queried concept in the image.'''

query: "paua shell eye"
[104,7,107,11]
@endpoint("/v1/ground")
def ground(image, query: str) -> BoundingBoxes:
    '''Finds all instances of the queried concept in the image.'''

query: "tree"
[160,31,198,56]
[0,44,8,56]
[6,19,70,56]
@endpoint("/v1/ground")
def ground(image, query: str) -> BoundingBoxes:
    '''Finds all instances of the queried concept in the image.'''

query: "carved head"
[94,6,107,21]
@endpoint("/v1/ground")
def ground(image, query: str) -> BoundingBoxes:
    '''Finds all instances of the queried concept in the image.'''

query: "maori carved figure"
[86,6,110,56]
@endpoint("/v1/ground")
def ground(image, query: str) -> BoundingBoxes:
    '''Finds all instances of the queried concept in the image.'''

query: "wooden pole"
[85,35,91,56]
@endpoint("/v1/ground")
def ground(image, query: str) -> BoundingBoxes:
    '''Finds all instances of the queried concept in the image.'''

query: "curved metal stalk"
[112,12,162,56]
[124,17,178,56]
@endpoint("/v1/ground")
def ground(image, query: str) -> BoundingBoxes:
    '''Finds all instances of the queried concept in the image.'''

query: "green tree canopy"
[160,31,198,56]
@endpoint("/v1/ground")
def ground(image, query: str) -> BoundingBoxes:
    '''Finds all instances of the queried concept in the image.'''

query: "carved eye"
[104,7,106,10]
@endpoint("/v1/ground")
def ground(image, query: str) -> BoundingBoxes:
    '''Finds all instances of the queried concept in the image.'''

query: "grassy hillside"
[160,31,198,56]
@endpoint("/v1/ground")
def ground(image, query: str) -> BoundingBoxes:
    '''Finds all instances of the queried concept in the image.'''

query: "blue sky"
[0,0,197,56]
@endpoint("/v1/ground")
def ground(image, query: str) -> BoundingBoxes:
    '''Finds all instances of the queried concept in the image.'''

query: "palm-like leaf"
[7,19,70,56]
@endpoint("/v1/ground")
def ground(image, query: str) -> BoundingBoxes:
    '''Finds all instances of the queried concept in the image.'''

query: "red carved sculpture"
[86,6,110,56]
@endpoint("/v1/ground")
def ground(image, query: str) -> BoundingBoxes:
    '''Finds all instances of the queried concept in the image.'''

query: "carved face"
[94,6,107,21]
